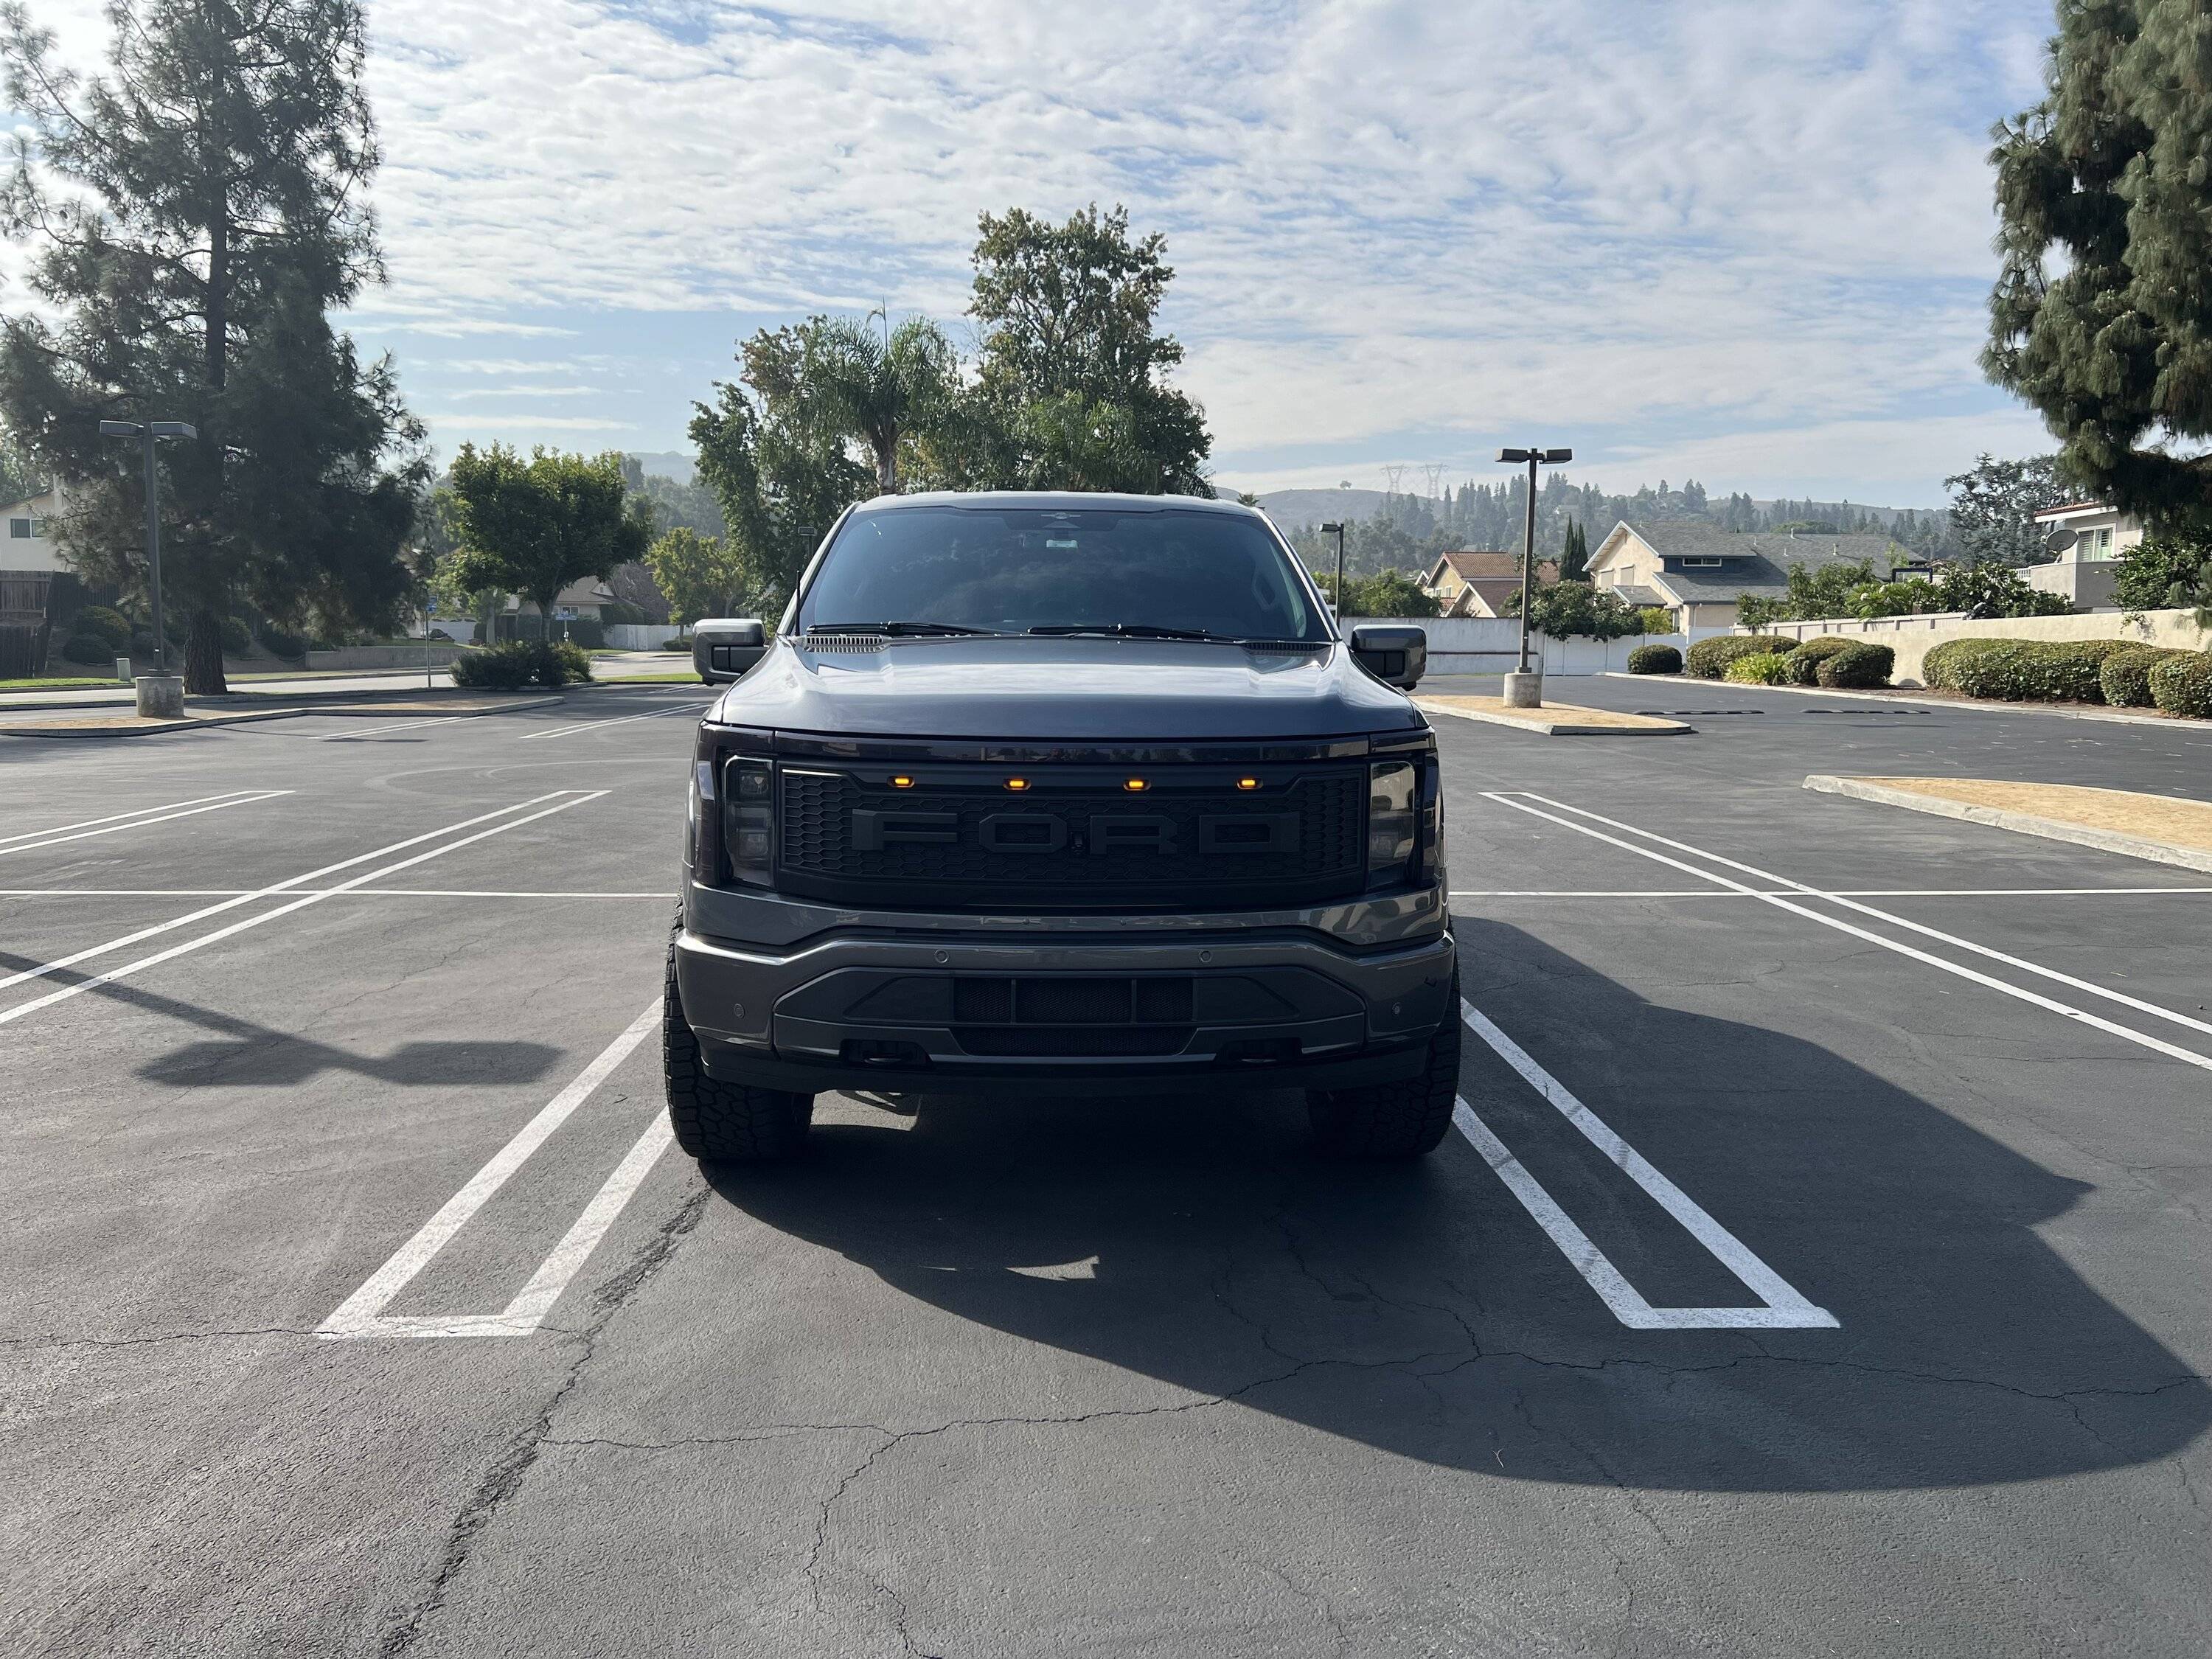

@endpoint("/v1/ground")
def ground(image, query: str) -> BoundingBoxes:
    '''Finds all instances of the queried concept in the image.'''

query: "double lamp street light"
[99,417,197,678]
[1498,445,1572,698]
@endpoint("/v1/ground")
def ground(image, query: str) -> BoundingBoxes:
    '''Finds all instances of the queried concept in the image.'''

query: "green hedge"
[1778,635,1860,685]
[450,639,594,689]
[1815,641,1893,689]
[1723,651,1793,685]
[1921,638,2010,691]
[1941,639,2135,704]
[2098,646,2192,709]
[1626,643,1680,675]
[60,632,118,666]
[76,605,132,650]
[1686,634,1800,679]
[2148,653,2212,718]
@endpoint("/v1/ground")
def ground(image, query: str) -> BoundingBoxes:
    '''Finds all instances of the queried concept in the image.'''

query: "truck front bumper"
[673,898,1455,1099]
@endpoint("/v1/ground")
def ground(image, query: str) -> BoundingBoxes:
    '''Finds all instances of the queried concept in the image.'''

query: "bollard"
[1501,668,1543,709]
[133,673,184,719]
[114,656,132,685]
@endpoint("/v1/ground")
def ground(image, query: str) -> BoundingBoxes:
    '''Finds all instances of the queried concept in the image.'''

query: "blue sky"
[32,1,2070,506]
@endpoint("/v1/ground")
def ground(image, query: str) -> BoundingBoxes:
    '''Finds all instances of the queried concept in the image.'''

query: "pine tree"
[0,0,423,693]
[1558,516,1589,582]
[1986,1,2212,532]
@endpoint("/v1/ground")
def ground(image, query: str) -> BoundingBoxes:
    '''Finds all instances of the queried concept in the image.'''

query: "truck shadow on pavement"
[703,920,2211,1493]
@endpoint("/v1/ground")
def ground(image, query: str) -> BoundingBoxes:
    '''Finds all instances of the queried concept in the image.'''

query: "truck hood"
[709,635,1422,741]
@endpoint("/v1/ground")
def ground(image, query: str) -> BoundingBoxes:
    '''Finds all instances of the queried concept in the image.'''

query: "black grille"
[955,1026,1194,1057]
[775,766,1364,910]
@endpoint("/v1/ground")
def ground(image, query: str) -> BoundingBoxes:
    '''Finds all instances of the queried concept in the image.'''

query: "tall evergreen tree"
[0,0,425,692]
[1558,516,1589,582]
[1986,1,2212,532]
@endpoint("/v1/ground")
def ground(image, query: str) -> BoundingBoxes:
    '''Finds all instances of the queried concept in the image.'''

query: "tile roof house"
[1587,519,1903,630]
[1418,549,1560,617]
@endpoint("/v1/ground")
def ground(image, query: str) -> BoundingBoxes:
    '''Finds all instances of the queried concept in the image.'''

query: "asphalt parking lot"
[4,678,2209,1657]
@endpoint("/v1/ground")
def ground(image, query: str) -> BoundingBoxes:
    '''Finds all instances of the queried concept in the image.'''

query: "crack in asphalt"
[375,1184,709,1658]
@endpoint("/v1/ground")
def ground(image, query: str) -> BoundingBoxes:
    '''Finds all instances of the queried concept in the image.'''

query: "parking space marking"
[319,998,664,1340]
[1,888,672,899]
[1510,791,2212,1046]
[1457,1001,1839,1330]
[0,792,580,995]
[0,790,289,857]
[517,702,707,742]
[0,792,607,1026]
[317,715,466,742]
[1450,886,2212,899]
[1486,792,2212,1074]
[0,791,264,846]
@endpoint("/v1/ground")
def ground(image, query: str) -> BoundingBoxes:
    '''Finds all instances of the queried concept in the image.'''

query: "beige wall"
[1751,607,2208,686]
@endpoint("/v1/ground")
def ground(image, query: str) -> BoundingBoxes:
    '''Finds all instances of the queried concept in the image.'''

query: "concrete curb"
[1601,672,2201,729]
[1416,697,1692,736]
[1804,774,2212,875]
[0,694,564,740]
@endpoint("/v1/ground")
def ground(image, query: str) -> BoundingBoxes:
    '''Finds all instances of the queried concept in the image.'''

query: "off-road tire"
[1306,982,1461,1161]
[664,932,813,1163]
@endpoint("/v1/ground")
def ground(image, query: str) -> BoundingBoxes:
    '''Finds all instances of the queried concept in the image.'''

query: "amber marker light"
[1123,778,1149,792]
[1236,777,1261,791]
[1004,777,1031,791]
[890,776,914,789]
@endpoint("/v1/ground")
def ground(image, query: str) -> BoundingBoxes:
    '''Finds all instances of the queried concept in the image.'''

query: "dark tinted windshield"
[797,506,1328,641]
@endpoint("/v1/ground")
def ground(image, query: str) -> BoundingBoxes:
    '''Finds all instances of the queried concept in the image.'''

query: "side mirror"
[1349,624,1427,690]
[692,617,767,684]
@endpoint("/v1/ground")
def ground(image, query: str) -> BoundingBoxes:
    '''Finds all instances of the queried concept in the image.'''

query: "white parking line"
[319,999,664,1339]
[1513,792,2212,1043]
[317,715,462,742]
[0,793,579,995]
[0,792,605,1025]
[0,790,289,857]
[517,703,705,742]
[0,791,266,847]
[0,887,672,899]
[1450,886,2212,899]
[1486,791,2212,1074]
[1456,1001,1838,1330]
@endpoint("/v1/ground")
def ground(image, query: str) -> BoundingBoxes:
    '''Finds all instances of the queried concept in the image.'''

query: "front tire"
[664,937,813,1162]
[1306,982,1461,1161]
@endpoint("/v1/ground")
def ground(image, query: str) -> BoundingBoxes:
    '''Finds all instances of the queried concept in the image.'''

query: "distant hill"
[629,451,694,484]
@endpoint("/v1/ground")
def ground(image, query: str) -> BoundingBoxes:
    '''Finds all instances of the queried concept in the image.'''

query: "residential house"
[495,577,619,640]
[1,485,67,578]
[1418,550,1559,617]
[2028,502,2141,610]
[1587,519,1903,630]
[0,487,67,676]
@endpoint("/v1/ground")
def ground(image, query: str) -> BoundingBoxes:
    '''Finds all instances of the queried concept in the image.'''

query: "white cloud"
[19,1,2061,499]
[446,385,598,400]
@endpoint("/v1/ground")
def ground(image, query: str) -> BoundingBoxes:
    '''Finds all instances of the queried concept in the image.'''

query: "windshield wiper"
[1027,622,1234,642]
[810,620,1002,637]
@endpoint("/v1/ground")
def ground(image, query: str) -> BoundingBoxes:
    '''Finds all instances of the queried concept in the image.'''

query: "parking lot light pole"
[1495,445,1572,707]
[99,418,198,679]
[1321,521,1346,616]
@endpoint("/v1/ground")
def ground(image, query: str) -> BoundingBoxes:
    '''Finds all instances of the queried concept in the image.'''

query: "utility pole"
[1495,445,1572,707]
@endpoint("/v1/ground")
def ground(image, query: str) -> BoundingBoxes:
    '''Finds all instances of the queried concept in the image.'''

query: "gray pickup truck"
[665,491,1458,1162]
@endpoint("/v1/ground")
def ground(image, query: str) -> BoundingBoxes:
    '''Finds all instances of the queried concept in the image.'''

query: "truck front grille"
[774,765,1365,911]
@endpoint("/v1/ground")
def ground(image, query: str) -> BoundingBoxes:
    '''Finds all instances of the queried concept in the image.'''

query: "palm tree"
[808,313,959,494]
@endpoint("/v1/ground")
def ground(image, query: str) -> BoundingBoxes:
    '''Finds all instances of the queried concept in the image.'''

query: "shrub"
[257,624,307,659]
[77,605,132,650]
[661,634,693,652]
[60,632,118,666]
[1945,639,2137,703]
[2098,645,2192,708]
[560,616,606,650]
[1626,642,1680,675]
[1686,634,1800,678]
[1723,651,1793,685]
[1921,637,2012,690]
[1778,635,1860,685]
[599,599,648,627]
[2148,653,2212,718]
[1815,641,1894,689]
[450,639,594,689]
[1635,607,1676,635]
[218,615,252,655]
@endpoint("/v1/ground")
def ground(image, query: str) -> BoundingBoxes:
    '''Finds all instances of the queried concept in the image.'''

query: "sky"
[24,0,2065,507]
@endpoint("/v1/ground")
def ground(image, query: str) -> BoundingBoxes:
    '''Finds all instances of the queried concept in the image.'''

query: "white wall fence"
[1731,607,2208,686]
[607,623,687,650]
[1360,616,1731,677]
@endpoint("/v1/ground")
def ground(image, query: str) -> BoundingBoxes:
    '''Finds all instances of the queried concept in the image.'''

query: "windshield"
[796,505,1329,642]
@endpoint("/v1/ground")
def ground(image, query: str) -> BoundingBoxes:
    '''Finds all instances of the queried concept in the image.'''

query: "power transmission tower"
[1422,463,1445,500]
[1381,465,1406,497]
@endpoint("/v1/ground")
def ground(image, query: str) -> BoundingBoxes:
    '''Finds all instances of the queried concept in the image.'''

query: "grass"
[0,675,125,692]
[601,671,702,684]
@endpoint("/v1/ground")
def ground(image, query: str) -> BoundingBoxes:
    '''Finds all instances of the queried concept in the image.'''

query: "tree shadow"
[701,919,2212,1492]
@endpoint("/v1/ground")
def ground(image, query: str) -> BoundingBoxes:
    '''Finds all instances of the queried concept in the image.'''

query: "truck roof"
[845,490,1259,518]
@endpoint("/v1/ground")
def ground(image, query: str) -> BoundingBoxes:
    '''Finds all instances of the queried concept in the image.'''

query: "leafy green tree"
[1985,4,2212,532]
[440,445,647,635]
[1503,581,1646,640]
[1320,568,1439,619]
[2112,533,2212,616]
[1933,561,2073,618]
[967,204,1210,494]
[0,0,425,693]
[644,526,748,626]
[1943,455,2067,565]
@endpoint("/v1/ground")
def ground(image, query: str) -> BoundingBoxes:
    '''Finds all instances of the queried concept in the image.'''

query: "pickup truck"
[665,491,1458,1162]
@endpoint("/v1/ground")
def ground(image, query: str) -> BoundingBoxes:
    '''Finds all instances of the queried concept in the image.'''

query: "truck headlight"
[723,757,776,888]
[1368,759,1417,883]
